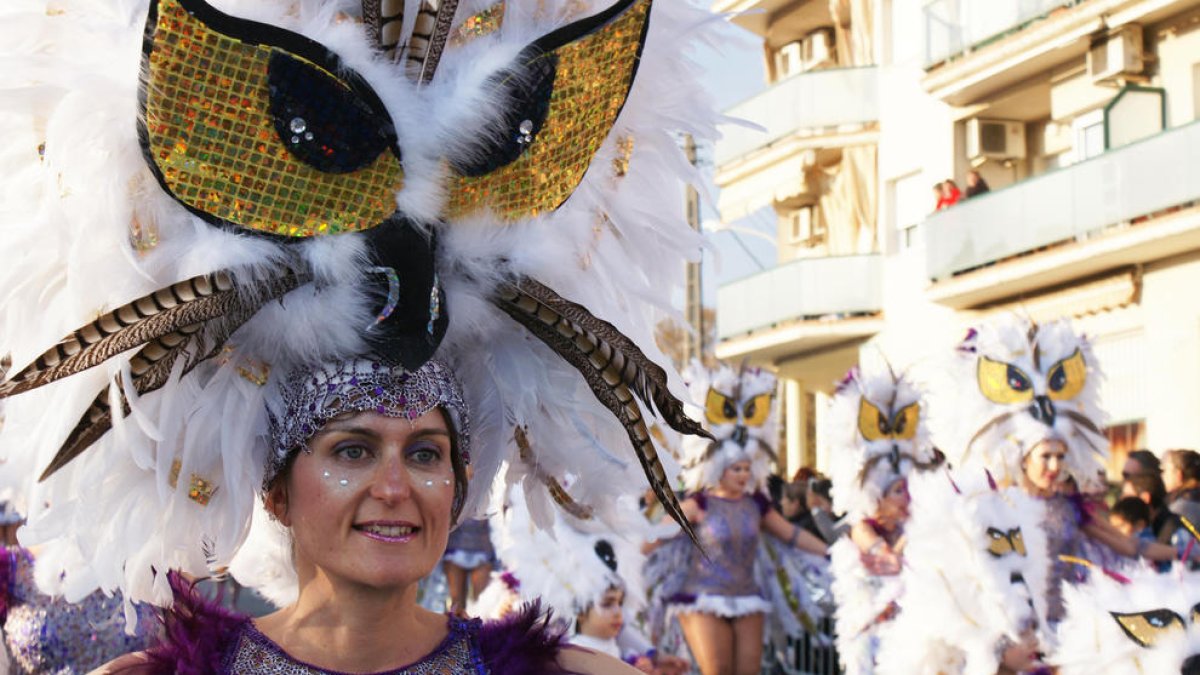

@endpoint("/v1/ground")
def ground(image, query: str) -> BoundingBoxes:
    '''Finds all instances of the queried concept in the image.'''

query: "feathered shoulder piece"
[679,360,778,493]
[0,0,720,606]
[827,356,939,522]
[928,315,1108,492]
[1053,564,1200,674]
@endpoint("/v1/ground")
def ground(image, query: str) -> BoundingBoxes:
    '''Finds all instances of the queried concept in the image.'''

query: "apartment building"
[711,0,1200,478]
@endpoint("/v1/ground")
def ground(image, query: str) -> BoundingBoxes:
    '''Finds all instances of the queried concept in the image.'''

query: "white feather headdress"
[0,0,720,607]
[827,357,939,522]
[928,315,1108,492]
[679,361,777,494]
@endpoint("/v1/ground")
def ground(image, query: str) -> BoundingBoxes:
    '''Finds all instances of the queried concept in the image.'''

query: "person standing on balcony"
[936,179,962,210]
[965,170,990,197]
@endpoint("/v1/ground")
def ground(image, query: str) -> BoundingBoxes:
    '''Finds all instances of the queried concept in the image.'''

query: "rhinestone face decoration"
[141,0,404,237]
[444,0,650,222]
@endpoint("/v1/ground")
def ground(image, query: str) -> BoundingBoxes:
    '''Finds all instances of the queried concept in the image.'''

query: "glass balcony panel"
[925,121,1200,280]
[716,66,879,167]
[717,254,883,339]
[922,0,1081,67]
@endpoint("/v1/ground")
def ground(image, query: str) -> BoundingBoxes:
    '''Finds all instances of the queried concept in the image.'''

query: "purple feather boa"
[143,572,249,675]
[139,574,574,674]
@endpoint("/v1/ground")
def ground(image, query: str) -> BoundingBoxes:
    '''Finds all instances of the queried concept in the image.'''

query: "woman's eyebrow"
[315,422,381,438]
[410,428,451,439]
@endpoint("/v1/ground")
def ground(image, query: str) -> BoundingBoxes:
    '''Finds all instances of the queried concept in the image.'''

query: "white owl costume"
[0,0,722,618]
[826,360,941,674]
[929,315,1115,624]
[1052,564,1200,674]
[875,469,1052,675]
[645,361,833,657]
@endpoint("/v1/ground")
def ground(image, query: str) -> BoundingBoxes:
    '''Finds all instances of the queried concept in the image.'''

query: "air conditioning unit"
[1087,25,1144,84]
[774,41,803,80]
[805,28,836,70]
[966,118,1027,161]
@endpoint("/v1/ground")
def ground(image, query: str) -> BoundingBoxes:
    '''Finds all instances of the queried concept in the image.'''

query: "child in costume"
[0,0,725,670]
[646,362,831,675]
[825,359,941,674]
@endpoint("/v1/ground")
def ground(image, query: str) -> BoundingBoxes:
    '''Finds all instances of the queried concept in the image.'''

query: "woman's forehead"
[320,407,449,435]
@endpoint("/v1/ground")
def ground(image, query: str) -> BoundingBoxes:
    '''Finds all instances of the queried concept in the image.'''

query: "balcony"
[716,255,884,362]
[922,0,1082,68]
[715,66,880,168]
[924,120,1200,308]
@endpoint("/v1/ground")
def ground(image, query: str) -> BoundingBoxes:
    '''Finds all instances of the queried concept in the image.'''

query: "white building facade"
[712,0,1200,478]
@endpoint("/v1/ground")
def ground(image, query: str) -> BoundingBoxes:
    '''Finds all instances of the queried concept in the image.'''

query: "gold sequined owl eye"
[141,0,404,238]
[857,399,889,443]
[705,390,737,426]
[444,0,651,222]
[741,394,772,427]
[977,357,1035,405]
[1111,609,1184,648]
[1046,349,1087,402]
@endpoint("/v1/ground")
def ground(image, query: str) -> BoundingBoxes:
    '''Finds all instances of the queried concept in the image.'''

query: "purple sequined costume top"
[677,493,770,601]
[142,574,568,674]
[0,546,155,674]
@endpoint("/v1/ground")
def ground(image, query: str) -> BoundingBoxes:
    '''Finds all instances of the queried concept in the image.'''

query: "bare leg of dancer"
[444,562,467,614]
[678,612,734,675]
[468,563,492,603]
[731,612,764,675]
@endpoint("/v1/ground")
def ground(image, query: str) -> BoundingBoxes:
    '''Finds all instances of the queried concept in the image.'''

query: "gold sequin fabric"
[224,616,487,674]
[143,0,403,237]
[450,3,505,46]
[444,0,650,222]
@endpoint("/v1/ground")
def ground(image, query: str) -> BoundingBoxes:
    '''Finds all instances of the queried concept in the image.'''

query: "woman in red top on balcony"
[936,179,962,210]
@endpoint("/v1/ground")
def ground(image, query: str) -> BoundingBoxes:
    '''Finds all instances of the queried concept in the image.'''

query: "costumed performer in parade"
[475,478,689,674]
[646,362,831,675]
[0,0,726,671]
[442,514,496,614]
[930,315,1177,625]
[825,357,941,674]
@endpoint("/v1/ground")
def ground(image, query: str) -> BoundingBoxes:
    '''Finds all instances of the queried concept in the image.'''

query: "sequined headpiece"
[266,358,470,519]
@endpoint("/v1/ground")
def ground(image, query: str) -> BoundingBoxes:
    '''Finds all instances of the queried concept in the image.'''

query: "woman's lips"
[353,521,420,543]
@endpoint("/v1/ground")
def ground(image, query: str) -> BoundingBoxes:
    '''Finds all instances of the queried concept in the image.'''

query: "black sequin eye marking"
[451,48,557,177]
[1007,365,1032,392]
[594,539,618,572]
[267,52,397,174]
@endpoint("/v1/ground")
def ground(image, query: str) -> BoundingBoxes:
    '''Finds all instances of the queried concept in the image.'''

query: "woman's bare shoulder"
[87,652,159,675]
[557,645,642,674]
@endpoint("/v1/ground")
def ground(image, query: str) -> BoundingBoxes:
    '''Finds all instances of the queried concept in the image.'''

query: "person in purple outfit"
[98,358,637,674]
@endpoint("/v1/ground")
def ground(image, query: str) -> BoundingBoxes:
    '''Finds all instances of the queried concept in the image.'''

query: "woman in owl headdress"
[645,361,831,675]
[825,357,941,674]
[930,315,1176,624]
[0,0,723,670]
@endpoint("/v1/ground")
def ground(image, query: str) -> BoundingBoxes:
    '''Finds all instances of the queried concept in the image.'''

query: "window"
[1073,109,1106,163]
[889,171,928,251]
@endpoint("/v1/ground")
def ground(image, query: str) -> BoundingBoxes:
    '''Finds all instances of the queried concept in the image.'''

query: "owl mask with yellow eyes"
[827,359,940,522]
[930,315,1109,493]
[876,469,1052,675]
[679,361,777,494]
[0,0,720,605]
[1053,565,1200,674]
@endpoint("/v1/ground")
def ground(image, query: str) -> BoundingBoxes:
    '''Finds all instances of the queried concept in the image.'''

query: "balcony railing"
[717,255,883,339]
[715,66,879,167]
[925,120,1200,281]
[922,0,1083,67]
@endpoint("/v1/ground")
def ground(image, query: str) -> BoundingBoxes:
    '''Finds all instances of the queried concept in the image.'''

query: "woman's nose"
[368,454,413,504]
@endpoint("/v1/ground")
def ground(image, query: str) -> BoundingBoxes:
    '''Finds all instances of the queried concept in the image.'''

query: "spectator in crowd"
[1110,496,1169,572]
[965,169,990,197]
[781,479,824,542]
[1162,449,1200,528]
[806,478,844,543]
[931,182,944,211]
[936,179,962,210]
[1122,450,1182,545]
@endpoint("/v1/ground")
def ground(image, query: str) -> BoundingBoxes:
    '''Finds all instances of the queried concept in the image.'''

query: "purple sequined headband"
[265,357,471,519]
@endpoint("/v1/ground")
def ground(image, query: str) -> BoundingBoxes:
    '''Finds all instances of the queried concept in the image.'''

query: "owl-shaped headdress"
[679,361,778,493]
[876,469,1052,674]
[1053,565,1200,674]
[827,358,940,522]
[930,315,1108,492]
[0,0,719,606]
[475,483,648,626]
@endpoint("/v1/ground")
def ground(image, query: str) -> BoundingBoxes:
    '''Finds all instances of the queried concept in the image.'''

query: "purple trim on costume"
[500,571,521,591]
[0,545,12,623]
[666,592,697,604]
[1065,492,1092,528]
[144,571,250,675]
[478,601,573,674]
[835,367,859,394]
[692,492,707,511]
[752,491,771,517]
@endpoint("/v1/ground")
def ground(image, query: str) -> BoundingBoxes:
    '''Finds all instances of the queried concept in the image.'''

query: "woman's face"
[1162,456,1184,493]
[577,587,625,641]
[1024,439,1067,491]
[269,408,456,591]
[877,478,910,523]
[719,460,753,494]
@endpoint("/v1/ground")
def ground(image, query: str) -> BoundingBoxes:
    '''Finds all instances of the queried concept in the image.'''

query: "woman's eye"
[408,444,443,465]
[336,444,370,461]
